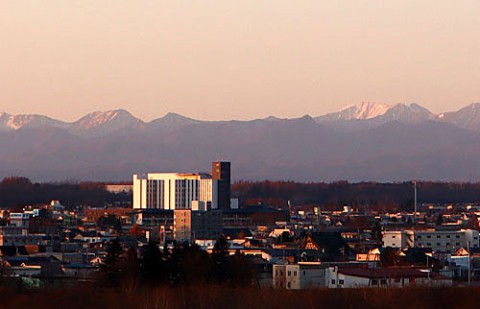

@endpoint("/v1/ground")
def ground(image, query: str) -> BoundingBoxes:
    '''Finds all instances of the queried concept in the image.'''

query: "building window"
[456,235,460,238]
[392,236,396,238]
[427,235,431,238]
[331,280,336,285]
[339,279,344,285]
[380,279,387,285]
[371,279,378,285]
[294,271,297,276]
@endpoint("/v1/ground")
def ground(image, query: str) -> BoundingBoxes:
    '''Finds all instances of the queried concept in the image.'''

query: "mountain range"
[1,102,480,182]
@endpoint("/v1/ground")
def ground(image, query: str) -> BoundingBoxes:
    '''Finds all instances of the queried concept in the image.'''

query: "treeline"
[0,177,130,208]
[101,236,255,289]
[233,181,480,210]
[3,176,480,210]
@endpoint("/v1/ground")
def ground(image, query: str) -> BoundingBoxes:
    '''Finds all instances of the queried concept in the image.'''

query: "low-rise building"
[382,229,479,253]
[326,266,451,288]
[273,262,326,289]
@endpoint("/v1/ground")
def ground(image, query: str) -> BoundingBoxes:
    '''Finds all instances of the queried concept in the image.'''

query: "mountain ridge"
[2,102,480,136]
[1,103,480,182]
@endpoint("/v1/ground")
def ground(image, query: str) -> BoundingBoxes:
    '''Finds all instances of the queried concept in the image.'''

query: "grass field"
[0,284,478,309]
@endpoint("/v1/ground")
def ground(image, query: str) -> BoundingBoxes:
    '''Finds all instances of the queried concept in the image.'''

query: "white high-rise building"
[133,173,218,210]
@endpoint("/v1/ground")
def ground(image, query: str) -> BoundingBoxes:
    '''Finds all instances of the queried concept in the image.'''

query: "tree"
[380,247,402,266]
[436,215,444,226]
[177,244,212,285]
[212,234,230,258]
[140,241,165,283]
[278,231,294,243]
[228,250,256,285]
[0,176,32,188]
[371,220,382,241]
[101,238,124,286]
[212,234,230,283]
[97,215,122,233]
[122,247,140,292]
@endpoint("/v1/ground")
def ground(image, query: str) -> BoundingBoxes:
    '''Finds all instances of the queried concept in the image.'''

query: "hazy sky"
[1,1,479,121]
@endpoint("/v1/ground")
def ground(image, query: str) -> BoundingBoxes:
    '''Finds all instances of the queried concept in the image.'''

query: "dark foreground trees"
[101,236,256,289]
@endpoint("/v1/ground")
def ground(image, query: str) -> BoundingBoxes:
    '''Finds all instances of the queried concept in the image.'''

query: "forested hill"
[0,177,130,209]
[1,177,480,210]
[232,181,480,210]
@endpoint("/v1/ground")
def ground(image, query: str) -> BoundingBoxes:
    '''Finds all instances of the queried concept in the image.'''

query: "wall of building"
[273,263,326,289]
[382,229,479,252]
[133,173,218,210]
[174,209,192,242]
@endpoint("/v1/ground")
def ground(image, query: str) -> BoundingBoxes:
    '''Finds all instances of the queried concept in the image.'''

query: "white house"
[326,266,451,288]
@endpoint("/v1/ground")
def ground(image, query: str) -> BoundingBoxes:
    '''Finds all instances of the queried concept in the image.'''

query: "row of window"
[417,235,461,239]
[275,270,307,277]
[417,242,461,247]
[390,234,478,240]
[332,278,413,286]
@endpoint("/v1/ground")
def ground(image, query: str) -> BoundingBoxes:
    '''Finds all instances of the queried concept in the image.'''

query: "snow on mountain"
[71,109,141,129]
[348,102,391,119]
[374,103,436,123]
[316,102,392,122]
[69,109,145,137]
[315,102,435,126]
[2,101,480,141]
[0,112,68,131]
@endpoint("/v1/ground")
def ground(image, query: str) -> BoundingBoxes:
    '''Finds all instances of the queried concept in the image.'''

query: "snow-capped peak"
[315,102,435,125]
[74,109,129,129]
[69,109,145,137]
[8,114,36,129]
[340,102,392,120]
[0,113,68,131]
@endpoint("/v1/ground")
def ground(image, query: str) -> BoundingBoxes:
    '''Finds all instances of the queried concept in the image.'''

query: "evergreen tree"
[101,238,124,286]
[141,241,165,283]
[212,235,230,283]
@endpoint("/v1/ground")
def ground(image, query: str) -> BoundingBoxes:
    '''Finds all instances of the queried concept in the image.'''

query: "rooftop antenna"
[413,180,417,230]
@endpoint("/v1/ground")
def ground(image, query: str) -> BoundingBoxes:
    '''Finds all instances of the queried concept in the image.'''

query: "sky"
[0,1,479,122]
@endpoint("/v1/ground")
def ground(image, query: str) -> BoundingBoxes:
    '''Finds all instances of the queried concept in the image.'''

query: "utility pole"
[468,241,471,286]
[413,181,417,230]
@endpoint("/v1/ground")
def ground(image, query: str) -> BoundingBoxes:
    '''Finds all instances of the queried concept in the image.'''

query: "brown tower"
[212,161,231,210]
